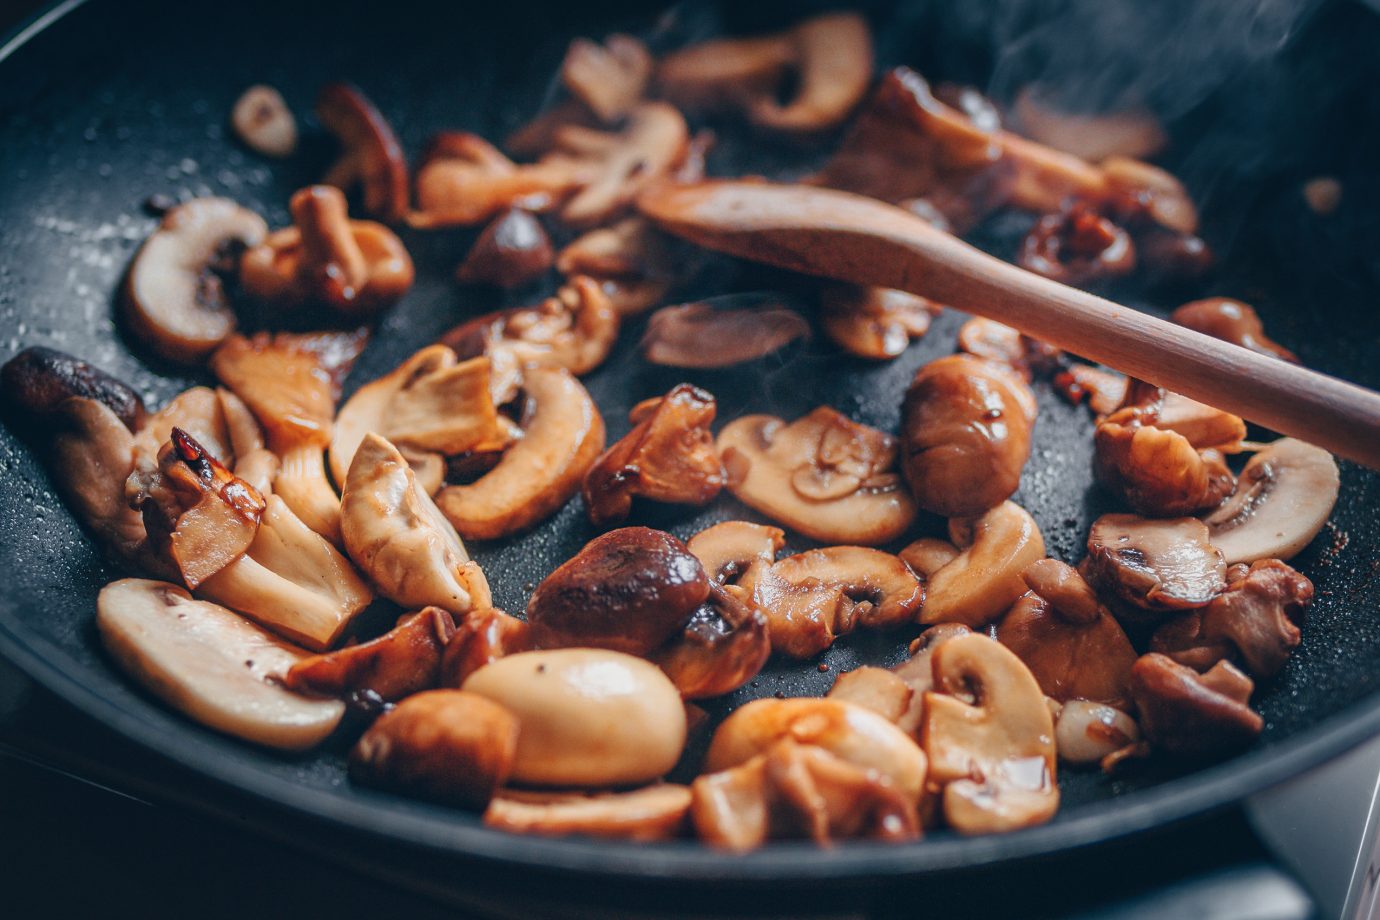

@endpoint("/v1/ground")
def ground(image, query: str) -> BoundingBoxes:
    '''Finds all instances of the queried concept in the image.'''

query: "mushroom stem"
[273,442,343,545]
[292,186,369,293]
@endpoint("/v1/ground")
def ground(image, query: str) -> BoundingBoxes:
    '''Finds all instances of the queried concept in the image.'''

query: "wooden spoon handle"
[641,181,1380,469]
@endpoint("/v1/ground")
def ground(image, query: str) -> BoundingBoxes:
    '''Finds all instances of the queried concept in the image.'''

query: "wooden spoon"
[639,180,1380,469]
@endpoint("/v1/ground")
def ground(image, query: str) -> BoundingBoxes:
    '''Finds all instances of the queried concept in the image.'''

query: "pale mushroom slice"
[231,84,297,158]
[131,386,261,476]
[687,520,784,585]
[1203,438,1339,565]
[556,218,679,316]
[561,34,654,124]
[123,198,268,363]
[922,633,1059,834]
[827,667,915,725]
[96,579,343,750]
[485,785,691,842]
[909,501,1047,628]
[717,407,917,546]
[341,433,491,616]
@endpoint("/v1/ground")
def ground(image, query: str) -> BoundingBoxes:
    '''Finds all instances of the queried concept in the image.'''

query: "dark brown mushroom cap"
[1018,202,1136,285]
[654,582,771,699]
[284,606,456,703]
[439,607,532,689]
[526,527,710,655]
[316,83,408,223]
[1085,514,1226,615]
[1,346,145,432]
[1129,654,1263,757]
[454,209,554,289]
[996,589,1138,708]
[1171,298,1298,363]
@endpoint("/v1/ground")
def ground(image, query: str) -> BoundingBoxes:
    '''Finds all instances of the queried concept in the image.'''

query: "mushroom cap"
[49,397,151,567]
[919,500,1047,627]
[1203,438,1339,565]
[1171,298,1297,363]
[123,197,267,363]
[653,582,772,699]
[996,589,1138,708]
[316,83,408,223]
[1094,412,1236,517]
[1,346,146,433]
[1086,514,1227,613]
[455,208,554,289]
[231,84,298,159]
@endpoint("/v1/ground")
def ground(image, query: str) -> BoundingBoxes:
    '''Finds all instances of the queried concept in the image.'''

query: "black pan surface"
[1,0,1379,897]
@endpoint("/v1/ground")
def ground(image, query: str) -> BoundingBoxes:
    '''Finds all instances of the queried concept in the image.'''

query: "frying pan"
[1,0,1378,913]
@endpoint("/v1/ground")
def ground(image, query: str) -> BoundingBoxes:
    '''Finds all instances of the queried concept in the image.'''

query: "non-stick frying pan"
[1,0,1378,913]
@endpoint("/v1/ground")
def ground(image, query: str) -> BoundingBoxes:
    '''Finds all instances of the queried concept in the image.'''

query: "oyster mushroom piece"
[341,434,491,616]
[123,197,268,363]
[317,82,408,223]
[436,365,605,540]
[911,501,1047,628]
[1203,439,1339,565]
[1171,298,1297,363]
[231,84,297,158]
[820,286,940,361]
[743,546,924,659]
[412,132,581,228]
[131,386,261,476]
[454,208,554,289]
[440,606,533,688]
[687,520,784,585]
[582,383,725,526]
[561,34,653,123]
[1085,514,1226,614]
[717,407,917,546]
[641,297,811,369]
[922,633,1059,834]
[485,785,692,841]
[1129,654,1263,757]
[284,606,456,703]
[653,582,771,699]
[97,579,343,750]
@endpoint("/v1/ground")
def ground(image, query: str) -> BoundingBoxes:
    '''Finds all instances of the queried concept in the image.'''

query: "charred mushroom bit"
[642,297,811,369]
[1018,202,1136,285]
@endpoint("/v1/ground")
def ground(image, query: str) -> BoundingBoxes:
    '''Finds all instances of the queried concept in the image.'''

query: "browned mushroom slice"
[485,784,691,841]
[642,297,811,368]
[1100,156,1200,236]
[123,198,267,363]
[583,383,725,526]
[2,346,146,433]
[317,82,408,223]
[1203,438,1339,565]
[996,559,1138,707]
[454,208,553,289]
[1171,298,1298,362]
[827,666,914,724]
[956,318,1061,380]
[556,218,679,316]
[914,501,1047,628]
[1085,514,1226,615]
[923,633,1059,834]
[891,623,973,738]
[717,407,917,546]
[1011,88,1165,162]
[413,132,581,228]
[1054,364,1127,416]
[901,354,1036,518]
[687,520,784,586]
[1129,654,1263,757]
[657,30,794,116]
[439,607,532,688]
[744,547,924,659]
[284,606,456,703]
[1018,202,1136,285]
[561,34,653,124]
[820,286,940,360]
[654,582,770,700]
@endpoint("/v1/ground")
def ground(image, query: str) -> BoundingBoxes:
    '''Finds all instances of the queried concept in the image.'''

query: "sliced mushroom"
[828,666,914,724]
[1302,177,1342,216]
[743,547,924,659]
[317,82,408,223]
[341,434,491,616]
[97,579,343,750]
[561,34,653,123]
[557,218,679,317]
[1054,700,1141,767]
[440,606,532,688]
[642,297,811,369]
[131,386,259,477]
[284,606,456,703]
[454,208,553,289]
[687,520,784,586]
[1101,156,1200,237]
[123,197,267,363]
[1171,298,1297,362]
[913,501,1047,628]
[1018,202,1135,285]
[820,286,940,360]
[891,623,973,737]
[1086,514,1227,615]
[2,346,146,433]
[583,383,725,526]
[412,132,580,228]
[922,633,1059,834]
[1054,364,1126,416]
[955,318,1059,381]
[485,785,691,841]
[1129,654,1263,757]
[901,354,1035,518]
[718,407,917,546]
[1203,438,1339,564]
[231,84,297,158]
[653,582,771,699]
[1011,88,1166,162]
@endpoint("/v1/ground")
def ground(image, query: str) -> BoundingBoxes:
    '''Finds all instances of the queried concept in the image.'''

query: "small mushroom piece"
[435,364,605,540]
[717,407,917,546]
[923,633,1059,834]
[901,354,1036,518]
[657,31,794,116]
[1054,364,1126,416]
[1018,202,1136,285]
[820,286,940,360]
[1151,559,1312,678]
[561,34,654,123]
[1011,88,1166,162]
[454,208,554,288]
[1204,438,1339,565]
[526,526,708,655]
[485,785,692,841]
[231,85,298,158]
[556,218,679,316]
[687,520,784,586]
[891,623,974,737]
[1302,176,1342,215]
[1101,156,1200,237]
[653,582,771,699]
[284,606,456,703]
[239,185,414,316]
[341,434,492,616]
[1129,654,1263,757]
[350,690,519,808]
[744,547,924,659]
[440,607,532,688]
[97,579,344,750]
[2,346,146,433]
[1094,396,1236,518]
[123,198,268,363]
[1054,701,1140,766]
[827,667,914,724]
[641,297,811,369]
[1171,298,1297,363]
[955,318,1054,380]
[316,82,408,223]
[413,132,581,228]
[582,383,725,526]
[914,501,1047,628]
[463,649,687,788]
[1085,514,1226,614]
[131,386,260,476]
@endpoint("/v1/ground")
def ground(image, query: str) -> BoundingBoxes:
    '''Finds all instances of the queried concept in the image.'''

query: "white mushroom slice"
[231,85,298,158]
[915,501,1047,628]
[1203,438,1339,564]
[97,579,343,750]
[342,433,490,615]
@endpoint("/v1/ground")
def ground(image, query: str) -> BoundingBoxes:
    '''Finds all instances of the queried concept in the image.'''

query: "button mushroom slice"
[582,383,725,526]
[922,633,1059,835]
[890,623,973,738]
[1011,88,1166,163]
[1129,654,1263,758]
[231,84,297,158]
[350,689,519,808]
[686,520,785,586]
[745,12,873,135]
[1171,297,1297,363]
[1203,438,1340,565]
[485,784,691,842]
[439,606,532,688]
[641,297,811,369]
[1151,559,1312,679]
[412,132,582,228]
[717,407,917,546]
[122,197,268,363]
[1055,364,1127,416]
[239,185,414,317]
[827,667,915,724]
[1,346,146,433]
[653,582,771,699]
[897,538,960,579]
[341,433,492,616]
[1085,514,1227,615]
[561,34,653,124]
[96,578,344,751]
[316,82,408,223]
[436,365,605,540]
[454,208,554,289]
[1101,156,1200,237]
[657,30,795,117]
[556,218,679,317]
[1054,700,1141,767]
[819,286,940,361]
[914,501,1047,628]
[742,547,924,659]
[284,606,456,703]
[995,560,1138,708]
[901,354,1035,519]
